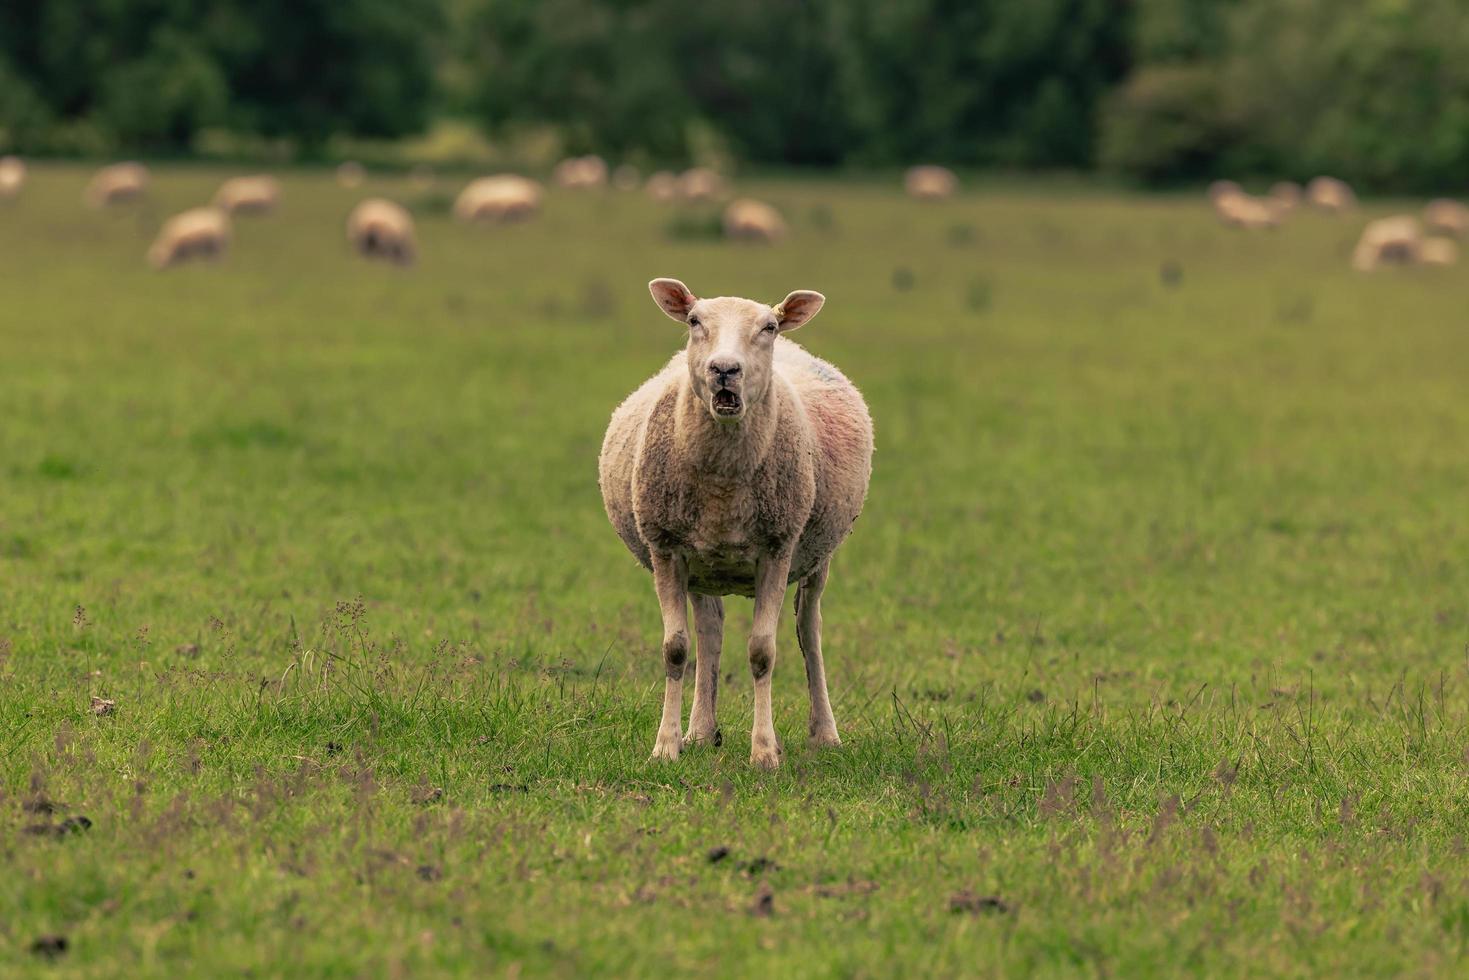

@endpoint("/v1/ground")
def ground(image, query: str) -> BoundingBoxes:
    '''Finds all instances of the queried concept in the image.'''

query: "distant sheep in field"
[613,165,641,191]
[599,278,873,769]
[646,171,679,203]
[1420,237,1458,267]
[0,155,24,198]
[905,165,958,201]
[147,207,230,269]
[1212,189,1281,230]
[213,175,280,215]
[1306,176,1356,213]
[1268,181,1302,213]
[86,162,148,207]
[453,175,543,223]
[337,161,366,188]
[678,168,725,203]
[347,198,416,266]
[1351,216,1421,271]
[553,155,608,189]
[723,198,786,243]
[1423,199,1469,238]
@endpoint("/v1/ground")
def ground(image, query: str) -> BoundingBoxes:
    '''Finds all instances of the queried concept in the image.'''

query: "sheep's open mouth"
[711,389,743,416]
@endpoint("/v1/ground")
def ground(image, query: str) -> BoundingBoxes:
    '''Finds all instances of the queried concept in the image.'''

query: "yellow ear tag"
[772,303,785,321]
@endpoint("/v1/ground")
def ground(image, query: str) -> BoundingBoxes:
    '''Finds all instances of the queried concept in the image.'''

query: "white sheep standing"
[147,207,231,269]
[1423,199,1469,238]
[86,162,149,207]
[0,155,25,198]
[553,155,608,189]
[677,167,725,203]
[1306,176,1356,213]
[599,279,873,769]
[453,175,543,223]
[645,171,679,203]
[1351,215,1421,271]
[213,175,281,215]
[1212,188,1282,230]
[723,198,786,243]
[346,198,417,266]
[905,165,958,201]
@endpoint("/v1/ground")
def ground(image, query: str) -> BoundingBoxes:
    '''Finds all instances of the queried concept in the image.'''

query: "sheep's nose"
[708,360,741,383]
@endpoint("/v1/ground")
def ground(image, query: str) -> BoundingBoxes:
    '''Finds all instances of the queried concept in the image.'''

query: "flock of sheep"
[0,155,971,270]
[1209,176,1468,271]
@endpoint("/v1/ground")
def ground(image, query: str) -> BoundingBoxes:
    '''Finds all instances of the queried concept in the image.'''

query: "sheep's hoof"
[750,741,781,770]
[809,728,842,748]
[683,726,721,749]
[650,729,682,762]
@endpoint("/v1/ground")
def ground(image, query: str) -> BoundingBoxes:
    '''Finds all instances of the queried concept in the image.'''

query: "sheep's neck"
[675,380,778,479]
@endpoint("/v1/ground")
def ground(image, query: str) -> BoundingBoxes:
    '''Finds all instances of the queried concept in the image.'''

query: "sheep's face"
[649,279,824,423]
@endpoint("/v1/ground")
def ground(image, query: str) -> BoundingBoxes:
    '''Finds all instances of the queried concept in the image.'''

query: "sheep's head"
[649,278,824,423]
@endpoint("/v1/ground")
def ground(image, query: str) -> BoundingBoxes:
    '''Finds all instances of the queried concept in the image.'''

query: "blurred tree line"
[3,0,1468,189]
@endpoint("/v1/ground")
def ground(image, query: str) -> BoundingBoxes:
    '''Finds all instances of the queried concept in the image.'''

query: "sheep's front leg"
[649,552,690,761]
[796,556,840,747]
[684,594,723,747]
[749,553,793,769]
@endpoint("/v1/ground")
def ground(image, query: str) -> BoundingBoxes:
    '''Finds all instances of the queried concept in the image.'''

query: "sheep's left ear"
[773,290,824,331]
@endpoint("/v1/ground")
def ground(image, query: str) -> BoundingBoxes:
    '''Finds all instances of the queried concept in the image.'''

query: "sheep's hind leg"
[649,553,690,761]
[684,594,723,748]
[796,557,841,747]
[749,553,793,769]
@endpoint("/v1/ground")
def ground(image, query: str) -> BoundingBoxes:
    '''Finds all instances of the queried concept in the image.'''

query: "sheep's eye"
[762,322,777,333]
[688,316,701,329]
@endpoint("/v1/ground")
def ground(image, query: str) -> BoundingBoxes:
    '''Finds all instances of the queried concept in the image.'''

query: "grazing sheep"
[453,175,543,223]
[1307,176,1356,212]
[1212,189,1281,230]
[905,165,958,201]
[1424,199,1469,238]
[613,164,641,191]
[0,155,25,198]
[1351,215,1421,271]
[147,207,230,269]
[346,198,416,266]
[1420,237,1458,267]
[337,161,366,188]
[645,171,679,203]
[723,198,786,243]
[213,175,280,215]
[553,155,608,189]
[678,167,725,203]
[86,162,148,207]
[599,279,874,769]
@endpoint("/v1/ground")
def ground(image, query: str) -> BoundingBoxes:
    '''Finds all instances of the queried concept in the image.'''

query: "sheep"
[645,171,679,203]
[0,155,25,198]
[905,165,958,201]
[1420,237,1458,267]
[553,155,608,189]
[1268,181,1302,213]
[336,161,366,188]
[678,167,725,203]
[86,162,148,207]
[213,175,280,215]
[723,199,786,243]
[453,175,543,223]
[1212,189,1281,230]
[147,207,230,269]
[1423,199,1469,238]
[1351,215,1421,271]
[346,198,416,266]
[612,164,641,191]
[599,278,873,769]
[1306,176,1356,213]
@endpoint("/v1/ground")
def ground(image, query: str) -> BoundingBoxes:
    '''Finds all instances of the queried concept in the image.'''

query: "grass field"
[3,164,1469,977]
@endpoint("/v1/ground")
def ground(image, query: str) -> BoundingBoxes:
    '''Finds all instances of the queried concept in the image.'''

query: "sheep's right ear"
[649,278,697,322]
